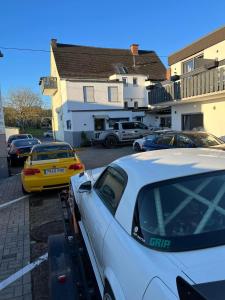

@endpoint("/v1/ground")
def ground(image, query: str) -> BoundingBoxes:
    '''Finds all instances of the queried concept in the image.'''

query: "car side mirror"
[78,181,92,193]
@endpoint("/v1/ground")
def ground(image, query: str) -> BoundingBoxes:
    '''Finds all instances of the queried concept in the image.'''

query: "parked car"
[8,138,40,166]
[70,148,225,299]
[7,133,33,148]
[93,121,150,148]
[21,142,84,193]
[142,131,225,151]
[43,130,53,138]
[133,129,172,152]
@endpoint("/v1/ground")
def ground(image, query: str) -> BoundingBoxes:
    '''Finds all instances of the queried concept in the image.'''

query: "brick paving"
[0,175,32,300]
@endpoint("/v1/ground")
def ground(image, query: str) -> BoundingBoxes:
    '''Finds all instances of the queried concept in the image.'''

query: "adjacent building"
[40,40,166,146]
[149,26,225,140]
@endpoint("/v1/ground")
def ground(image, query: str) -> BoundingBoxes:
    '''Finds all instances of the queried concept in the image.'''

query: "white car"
[43,130,53,138]
[71,148,225,300]
[133,129,172,152]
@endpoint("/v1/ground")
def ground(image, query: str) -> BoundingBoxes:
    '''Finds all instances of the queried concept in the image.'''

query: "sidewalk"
[0,175,32,300]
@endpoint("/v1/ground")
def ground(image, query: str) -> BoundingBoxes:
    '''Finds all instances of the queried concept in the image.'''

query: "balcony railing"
[39,77,58,96]
[149,67,225,105]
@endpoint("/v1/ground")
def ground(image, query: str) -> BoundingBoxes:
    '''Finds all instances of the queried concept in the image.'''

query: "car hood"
[210,144,225,150]
[169,245,225,284]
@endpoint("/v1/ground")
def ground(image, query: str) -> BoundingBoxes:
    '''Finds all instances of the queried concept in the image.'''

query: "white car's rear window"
[133,171,225,251]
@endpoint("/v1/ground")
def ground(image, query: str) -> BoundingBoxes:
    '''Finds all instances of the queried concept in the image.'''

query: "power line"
[0,45,168,58]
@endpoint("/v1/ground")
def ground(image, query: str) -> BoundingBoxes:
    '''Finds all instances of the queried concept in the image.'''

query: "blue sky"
[0,0,225,107]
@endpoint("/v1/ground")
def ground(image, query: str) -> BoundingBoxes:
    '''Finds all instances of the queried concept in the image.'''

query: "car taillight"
[23,168,40,176]
[69,163,84,170]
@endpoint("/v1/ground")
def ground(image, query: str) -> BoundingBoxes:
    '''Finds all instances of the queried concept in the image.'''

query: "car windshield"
[188,133,224,147]
[13,139,39,147]
[31,144,74,161]
[133,171,225,252]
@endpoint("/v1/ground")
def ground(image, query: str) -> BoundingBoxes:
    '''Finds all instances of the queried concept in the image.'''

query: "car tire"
[134,142,141,152]
[22,184,29,194]
[104,136,118,148]
[9,159,16,167]
[103,283,115,300]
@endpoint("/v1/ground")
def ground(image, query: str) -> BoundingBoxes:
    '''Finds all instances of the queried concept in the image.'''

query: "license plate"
[44,168,65,175]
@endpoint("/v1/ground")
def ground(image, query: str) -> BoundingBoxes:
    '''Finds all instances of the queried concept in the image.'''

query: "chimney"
[166,67,171,81]
[130,44,139,56]
[51,39,57,49]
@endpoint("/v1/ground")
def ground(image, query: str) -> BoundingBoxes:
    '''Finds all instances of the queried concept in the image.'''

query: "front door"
[94,118,105,131]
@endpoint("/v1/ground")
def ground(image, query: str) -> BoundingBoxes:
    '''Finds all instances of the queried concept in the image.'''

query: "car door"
[79,165,127,277]
[151,134,176,150]
[121,122,136,141]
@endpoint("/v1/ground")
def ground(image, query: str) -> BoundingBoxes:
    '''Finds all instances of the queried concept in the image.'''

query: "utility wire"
[0,45,168,58]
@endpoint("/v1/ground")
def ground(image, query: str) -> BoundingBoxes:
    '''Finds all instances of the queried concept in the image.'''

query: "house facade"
[40,40,166,146]
[149,26,225,140]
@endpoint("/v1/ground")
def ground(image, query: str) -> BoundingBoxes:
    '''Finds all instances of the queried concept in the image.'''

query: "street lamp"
[0,51,9,178]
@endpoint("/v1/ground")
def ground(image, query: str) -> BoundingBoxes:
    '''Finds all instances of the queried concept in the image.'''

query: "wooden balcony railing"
[148,67,225,105]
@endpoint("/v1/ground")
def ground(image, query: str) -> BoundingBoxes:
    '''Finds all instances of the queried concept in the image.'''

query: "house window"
[122,77,128,86]
[108,87,118,102]
[83,86,95,102]
[182,54,204,74]
[134,101,138,109]
[183,59,194,74]
[66,120,71,130]
[124,101,128,109]
[182,113,203,131]
[133,77,138,86]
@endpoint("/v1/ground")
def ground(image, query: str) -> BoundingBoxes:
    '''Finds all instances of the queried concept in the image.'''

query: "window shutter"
[108,87,118,102]
[84,86,94,102]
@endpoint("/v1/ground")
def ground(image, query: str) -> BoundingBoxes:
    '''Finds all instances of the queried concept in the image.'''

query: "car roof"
[32,142,71,149]
[114,148,225,186]
[12,138,37,144]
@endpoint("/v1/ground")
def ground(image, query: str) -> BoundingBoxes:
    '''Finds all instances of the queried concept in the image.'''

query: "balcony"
[39,77,57,96]
[149,67,225,105]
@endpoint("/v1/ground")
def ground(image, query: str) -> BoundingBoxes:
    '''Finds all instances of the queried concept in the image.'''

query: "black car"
[142,131,225,151]
[8,138,40,166]
[7,134,33,148]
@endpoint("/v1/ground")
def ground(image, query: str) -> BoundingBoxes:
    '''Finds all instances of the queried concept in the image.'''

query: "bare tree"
[5,89,43,129]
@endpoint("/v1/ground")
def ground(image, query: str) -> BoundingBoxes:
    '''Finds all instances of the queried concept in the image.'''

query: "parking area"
[0,145,133,300]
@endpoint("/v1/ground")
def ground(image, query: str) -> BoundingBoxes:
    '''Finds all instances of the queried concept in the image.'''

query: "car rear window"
[14,139,39,147]
[133,171,225,252]
[31,145,74,161]
[8,135,28,142]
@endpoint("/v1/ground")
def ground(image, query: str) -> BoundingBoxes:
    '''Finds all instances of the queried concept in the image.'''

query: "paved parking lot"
[0,145,133,300]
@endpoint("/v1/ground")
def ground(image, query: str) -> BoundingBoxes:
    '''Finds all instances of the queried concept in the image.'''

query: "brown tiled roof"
[169,26,225,66]
[52,43,166,81]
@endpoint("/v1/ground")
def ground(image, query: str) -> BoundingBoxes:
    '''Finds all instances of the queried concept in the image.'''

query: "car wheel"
[134,142,141,152]
[22,184,29,194]
[9,159,16,167]
[104,136,118,148]
[103,283,115,300]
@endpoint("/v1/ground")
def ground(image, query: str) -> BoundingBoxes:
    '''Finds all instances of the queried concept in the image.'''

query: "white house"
[40,40,166,146]
[149,26,225,140]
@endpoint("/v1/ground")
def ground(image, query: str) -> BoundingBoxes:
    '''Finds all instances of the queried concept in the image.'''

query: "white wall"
[171,40,225,76]
[110,74,149,108]
[70,110,133,132]
[65,80,124,111]
[5,127,19,140]
[171,97,225,139]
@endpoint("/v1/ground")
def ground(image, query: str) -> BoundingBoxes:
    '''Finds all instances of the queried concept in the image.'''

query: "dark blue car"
[142,131,225,151]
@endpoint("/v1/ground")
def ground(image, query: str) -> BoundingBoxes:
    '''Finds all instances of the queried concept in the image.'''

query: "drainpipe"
[0,51,9,178]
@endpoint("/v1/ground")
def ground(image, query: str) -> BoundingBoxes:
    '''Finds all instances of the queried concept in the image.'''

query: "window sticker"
[149,238,171,249]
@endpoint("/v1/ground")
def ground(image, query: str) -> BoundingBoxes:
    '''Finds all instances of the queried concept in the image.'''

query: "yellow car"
[21,142,84,193]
